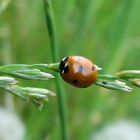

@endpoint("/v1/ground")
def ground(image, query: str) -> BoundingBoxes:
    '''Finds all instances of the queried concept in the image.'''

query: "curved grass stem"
[43,0,68,140]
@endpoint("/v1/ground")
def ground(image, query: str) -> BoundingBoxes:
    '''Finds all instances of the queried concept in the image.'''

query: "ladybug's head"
[59,57,69,74]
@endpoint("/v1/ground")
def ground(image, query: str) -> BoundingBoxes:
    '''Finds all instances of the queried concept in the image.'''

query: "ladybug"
[59,56,99,88]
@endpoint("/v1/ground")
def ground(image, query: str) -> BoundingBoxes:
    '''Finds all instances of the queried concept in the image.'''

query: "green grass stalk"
[43,0,68,140]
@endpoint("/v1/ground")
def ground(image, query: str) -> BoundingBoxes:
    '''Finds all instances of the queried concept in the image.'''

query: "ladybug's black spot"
[91,66,94,71]
[64,66,69,74]
[78,66,83,73]
[59,57,69,74]
[102,81,107,85]
[72,80,78,84]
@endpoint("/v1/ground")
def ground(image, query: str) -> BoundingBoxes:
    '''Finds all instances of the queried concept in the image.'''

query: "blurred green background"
[0,0,140,140]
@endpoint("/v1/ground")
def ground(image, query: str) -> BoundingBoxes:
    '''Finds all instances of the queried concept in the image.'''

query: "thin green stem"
[43,0,68,140]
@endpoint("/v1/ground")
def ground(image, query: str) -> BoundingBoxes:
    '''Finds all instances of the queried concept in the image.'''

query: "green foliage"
[0,0,140,140]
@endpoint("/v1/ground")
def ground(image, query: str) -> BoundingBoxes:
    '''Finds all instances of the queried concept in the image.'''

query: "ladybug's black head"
[59,57,69,74]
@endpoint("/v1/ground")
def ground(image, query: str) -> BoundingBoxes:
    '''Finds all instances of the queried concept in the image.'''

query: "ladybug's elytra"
[59,56,98,88]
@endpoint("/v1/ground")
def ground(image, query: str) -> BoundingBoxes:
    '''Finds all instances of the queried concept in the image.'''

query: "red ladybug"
[59,56,99,88]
